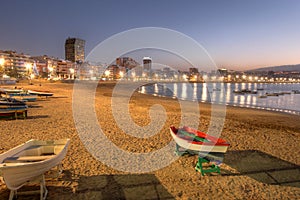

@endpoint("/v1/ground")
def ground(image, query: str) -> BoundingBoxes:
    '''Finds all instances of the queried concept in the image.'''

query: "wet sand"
[0,80,299,199]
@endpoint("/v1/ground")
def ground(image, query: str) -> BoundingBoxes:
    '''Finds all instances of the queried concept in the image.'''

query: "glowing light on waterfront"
[193,82,197,99]
[140,86,145,94]
[104,70,110,76]
[69,68,74,74]
[131,71,136,78]
[0,58,5,66]
[25,63,31,70]
[201,83,207,102]
[173,83,178,97]
[154,84,159,93]
[182,83,187,99]
[119,71,124,77]
[228,75,231,81]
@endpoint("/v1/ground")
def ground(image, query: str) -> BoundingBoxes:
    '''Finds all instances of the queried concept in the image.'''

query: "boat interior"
[2,145,65,164]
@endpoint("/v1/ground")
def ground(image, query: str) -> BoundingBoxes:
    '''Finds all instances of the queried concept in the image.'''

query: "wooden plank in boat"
[4,155,55,163]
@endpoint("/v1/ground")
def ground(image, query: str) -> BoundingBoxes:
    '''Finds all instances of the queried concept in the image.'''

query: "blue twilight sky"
[0,0,299,70]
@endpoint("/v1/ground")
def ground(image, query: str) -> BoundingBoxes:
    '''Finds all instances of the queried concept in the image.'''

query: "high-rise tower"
[65,37,85,63]
[143,57,152,71]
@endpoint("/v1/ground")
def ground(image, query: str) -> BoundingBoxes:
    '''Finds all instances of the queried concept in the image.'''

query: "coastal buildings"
[65,37,85,63]
[56,60,76,79]
[0,50,35,79]
[189,67,200,81]
[116,57,139,70]
[114,57,140,79]
[31,56,76,79]
[0,38,84,80]
[1,48,300,83]
[31,55,57,78]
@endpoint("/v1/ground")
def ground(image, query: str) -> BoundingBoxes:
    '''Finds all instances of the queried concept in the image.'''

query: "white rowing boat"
[170,126,230,153]
[0,139,70,199]
[27,90,53,97]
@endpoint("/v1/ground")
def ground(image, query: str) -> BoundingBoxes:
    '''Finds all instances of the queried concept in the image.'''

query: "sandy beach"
[0,80,299,200]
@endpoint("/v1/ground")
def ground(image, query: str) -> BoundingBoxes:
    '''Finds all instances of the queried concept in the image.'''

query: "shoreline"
[136,81,300,117]
[0,81,299,199]
[139,90,300,117]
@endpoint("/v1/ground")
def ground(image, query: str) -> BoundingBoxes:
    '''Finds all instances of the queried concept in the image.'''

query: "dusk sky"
[0,0,299,70]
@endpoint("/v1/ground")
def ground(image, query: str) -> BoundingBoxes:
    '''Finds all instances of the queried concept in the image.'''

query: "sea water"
[138,82,300,115]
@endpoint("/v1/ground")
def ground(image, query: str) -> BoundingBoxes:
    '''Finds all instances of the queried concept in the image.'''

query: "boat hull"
[28,90,53,97]
[170,126,229,153]
[9,93,37,102]
[0,109,27,119]
[0,97,27,108]
[0,88,23,94]
[0,139,70,190]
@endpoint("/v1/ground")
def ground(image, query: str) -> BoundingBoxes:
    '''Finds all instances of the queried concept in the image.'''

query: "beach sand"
[0,80,299,199]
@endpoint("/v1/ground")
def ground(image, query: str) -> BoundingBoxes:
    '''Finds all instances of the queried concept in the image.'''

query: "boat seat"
[3,155,55,163]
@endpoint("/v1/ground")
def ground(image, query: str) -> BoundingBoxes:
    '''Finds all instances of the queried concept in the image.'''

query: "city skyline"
[0,0,299,70]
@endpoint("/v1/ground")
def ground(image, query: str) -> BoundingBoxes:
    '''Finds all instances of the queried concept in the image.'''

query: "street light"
[131,71,136,80]
[48,66,53,79]
[25,63,31,71]
[0,58,5,66]
[104,70,110,77]
[25,63,32,84]
[69,68,74,79]
[69,68,75,74]
[194,75,197,80]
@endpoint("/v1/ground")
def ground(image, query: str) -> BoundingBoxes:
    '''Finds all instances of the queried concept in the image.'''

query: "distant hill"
[248,64,300,72]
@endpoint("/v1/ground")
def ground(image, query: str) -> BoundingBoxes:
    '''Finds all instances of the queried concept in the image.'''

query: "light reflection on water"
[138,83,300,115]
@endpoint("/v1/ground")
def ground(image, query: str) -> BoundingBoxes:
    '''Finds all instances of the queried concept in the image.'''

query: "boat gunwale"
[27,90,53,96]
[0,139,70,169]
[170,126,230,146]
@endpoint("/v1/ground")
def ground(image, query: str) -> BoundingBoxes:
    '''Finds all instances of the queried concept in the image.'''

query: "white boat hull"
[0,139,70,190]
[170,128,229,153]
[27,90,53,97]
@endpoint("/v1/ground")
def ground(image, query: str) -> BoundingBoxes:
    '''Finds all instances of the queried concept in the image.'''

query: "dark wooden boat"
[0,97,28,119]
[0,97,27,107]
[0,98,27,109]
[0,109,27,119]
[8,93,37,102]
